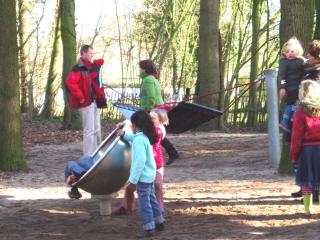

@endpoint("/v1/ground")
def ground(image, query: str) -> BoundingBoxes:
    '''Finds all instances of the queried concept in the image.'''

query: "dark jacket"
[278,57,305,104]
[304,62,320,83]
[65,58,105,109]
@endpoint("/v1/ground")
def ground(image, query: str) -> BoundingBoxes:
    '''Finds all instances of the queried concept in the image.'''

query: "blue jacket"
[124,131,156,184]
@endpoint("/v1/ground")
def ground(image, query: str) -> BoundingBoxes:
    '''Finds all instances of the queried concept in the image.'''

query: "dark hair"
[130,110,157,145]
[308,40,320,59]
[139,60,158,76]
[80,44,93,55]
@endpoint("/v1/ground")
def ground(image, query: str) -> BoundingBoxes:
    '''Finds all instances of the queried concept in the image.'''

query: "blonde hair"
[151,109,169,126]
[299,80,320,106]
[281,37,304,57]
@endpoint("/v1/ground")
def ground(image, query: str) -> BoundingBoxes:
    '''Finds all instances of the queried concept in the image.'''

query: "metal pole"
[264,68,280,167]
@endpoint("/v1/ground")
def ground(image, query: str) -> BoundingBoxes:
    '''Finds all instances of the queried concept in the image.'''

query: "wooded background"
[0,0,319,171]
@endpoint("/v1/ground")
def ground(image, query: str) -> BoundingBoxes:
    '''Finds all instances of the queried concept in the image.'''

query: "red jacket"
[291,107,320,162]
[65,58,105,109]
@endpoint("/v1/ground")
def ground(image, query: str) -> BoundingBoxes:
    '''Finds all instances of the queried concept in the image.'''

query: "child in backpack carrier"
[278,37,306,133]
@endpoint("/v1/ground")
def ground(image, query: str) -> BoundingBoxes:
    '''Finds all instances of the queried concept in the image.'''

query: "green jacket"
[139,73,164,110]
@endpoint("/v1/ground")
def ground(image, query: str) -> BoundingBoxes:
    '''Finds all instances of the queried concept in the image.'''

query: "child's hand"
[116,122,125,128]
[116,129,125,137]
[279,88,286,98]
[127,183,136,192]
[293,163,298,174]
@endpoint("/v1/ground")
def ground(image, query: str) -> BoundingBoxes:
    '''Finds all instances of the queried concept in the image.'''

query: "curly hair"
[281,37,304,57]
[308,40,320,59]
[299,80,320,106]
[139,60,158,76]
[151,109,169,126]
[131,110,157,145]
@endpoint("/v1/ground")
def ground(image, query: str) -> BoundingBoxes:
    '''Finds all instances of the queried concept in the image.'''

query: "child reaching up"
[291,80,320,215]
[149,109,169,213]
[117,110,164,237]
[278,37,306,132]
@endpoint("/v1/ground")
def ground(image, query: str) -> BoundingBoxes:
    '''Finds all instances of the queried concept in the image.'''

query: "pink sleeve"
[290,109,305,162]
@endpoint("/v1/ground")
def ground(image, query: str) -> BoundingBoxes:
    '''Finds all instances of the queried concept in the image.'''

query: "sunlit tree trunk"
[247,0,262,127]
[278,0,314,174]
[314,0,320,39]
[197,0,221,130]
[60,0,81,129]
[17,0,29,113]
[0,0,26,170]
[41,0,61,118]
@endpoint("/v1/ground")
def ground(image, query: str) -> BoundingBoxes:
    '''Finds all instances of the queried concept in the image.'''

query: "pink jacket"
[153,127,164,169]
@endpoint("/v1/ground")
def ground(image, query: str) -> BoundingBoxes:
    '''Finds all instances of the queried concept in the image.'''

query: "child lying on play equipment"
[64,155,94,199]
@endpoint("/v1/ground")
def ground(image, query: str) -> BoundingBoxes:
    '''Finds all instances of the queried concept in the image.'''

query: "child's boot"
[162,138,179,165]
[303,194,312,215]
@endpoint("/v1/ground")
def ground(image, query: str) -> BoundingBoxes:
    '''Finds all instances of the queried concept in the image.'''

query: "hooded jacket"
[65,58,105,109]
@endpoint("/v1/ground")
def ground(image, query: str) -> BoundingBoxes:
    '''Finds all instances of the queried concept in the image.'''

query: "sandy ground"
[1,131,320,240]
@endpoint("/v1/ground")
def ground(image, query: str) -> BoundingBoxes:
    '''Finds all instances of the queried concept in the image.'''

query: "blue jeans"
[137,182,164,231]
[64,155,94,180]
[280,104,297,131]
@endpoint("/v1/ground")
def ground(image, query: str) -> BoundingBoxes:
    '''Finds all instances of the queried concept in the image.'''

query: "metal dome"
[73,128,131,195]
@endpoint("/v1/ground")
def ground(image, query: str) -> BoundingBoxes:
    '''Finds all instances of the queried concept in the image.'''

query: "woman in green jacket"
[139,60,179,165]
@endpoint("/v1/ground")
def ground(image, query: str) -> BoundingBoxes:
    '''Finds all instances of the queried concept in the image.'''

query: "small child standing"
[291,80,320,215]
[119,110,164,238]
[278,37,306,132]
[149,109,169,213]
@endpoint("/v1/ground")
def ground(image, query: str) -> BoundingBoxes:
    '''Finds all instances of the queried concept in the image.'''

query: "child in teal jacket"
[117,110,165,238]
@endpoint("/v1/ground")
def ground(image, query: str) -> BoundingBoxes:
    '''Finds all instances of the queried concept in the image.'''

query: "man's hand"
[79,99,85,104]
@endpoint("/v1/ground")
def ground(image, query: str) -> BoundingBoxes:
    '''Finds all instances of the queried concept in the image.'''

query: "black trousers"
[161,137,179,158]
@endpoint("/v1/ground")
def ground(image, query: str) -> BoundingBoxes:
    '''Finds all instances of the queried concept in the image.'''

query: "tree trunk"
[0,0,27,170]
[247,0,262,127]
[17,0,29,113]
[41,1,61,118]
[278,0,314,174]
[60,0,81,129]
[314,0,320,39]
[280,0,314,49]
[197,0,221,130]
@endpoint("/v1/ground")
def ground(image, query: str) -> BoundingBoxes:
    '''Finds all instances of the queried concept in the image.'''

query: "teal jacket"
[124,131,156,184]
[140,73,164,110]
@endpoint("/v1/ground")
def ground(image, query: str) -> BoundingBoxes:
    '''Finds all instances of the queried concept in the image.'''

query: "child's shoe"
[303,194,312,215]
[279,123,290,133]
[68,187,82,199]
[155,223,165,232]
[111,206,129,216]
[136,229,154,239]
[291,189,302,198]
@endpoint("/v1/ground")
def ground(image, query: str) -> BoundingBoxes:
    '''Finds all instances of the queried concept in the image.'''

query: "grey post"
[264,68,280,167]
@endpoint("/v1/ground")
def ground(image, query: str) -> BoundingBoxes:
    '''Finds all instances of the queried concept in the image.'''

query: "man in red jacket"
[65,45,105,155]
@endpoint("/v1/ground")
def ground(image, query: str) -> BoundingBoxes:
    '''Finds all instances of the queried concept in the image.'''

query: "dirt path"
[1,131,319,240]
